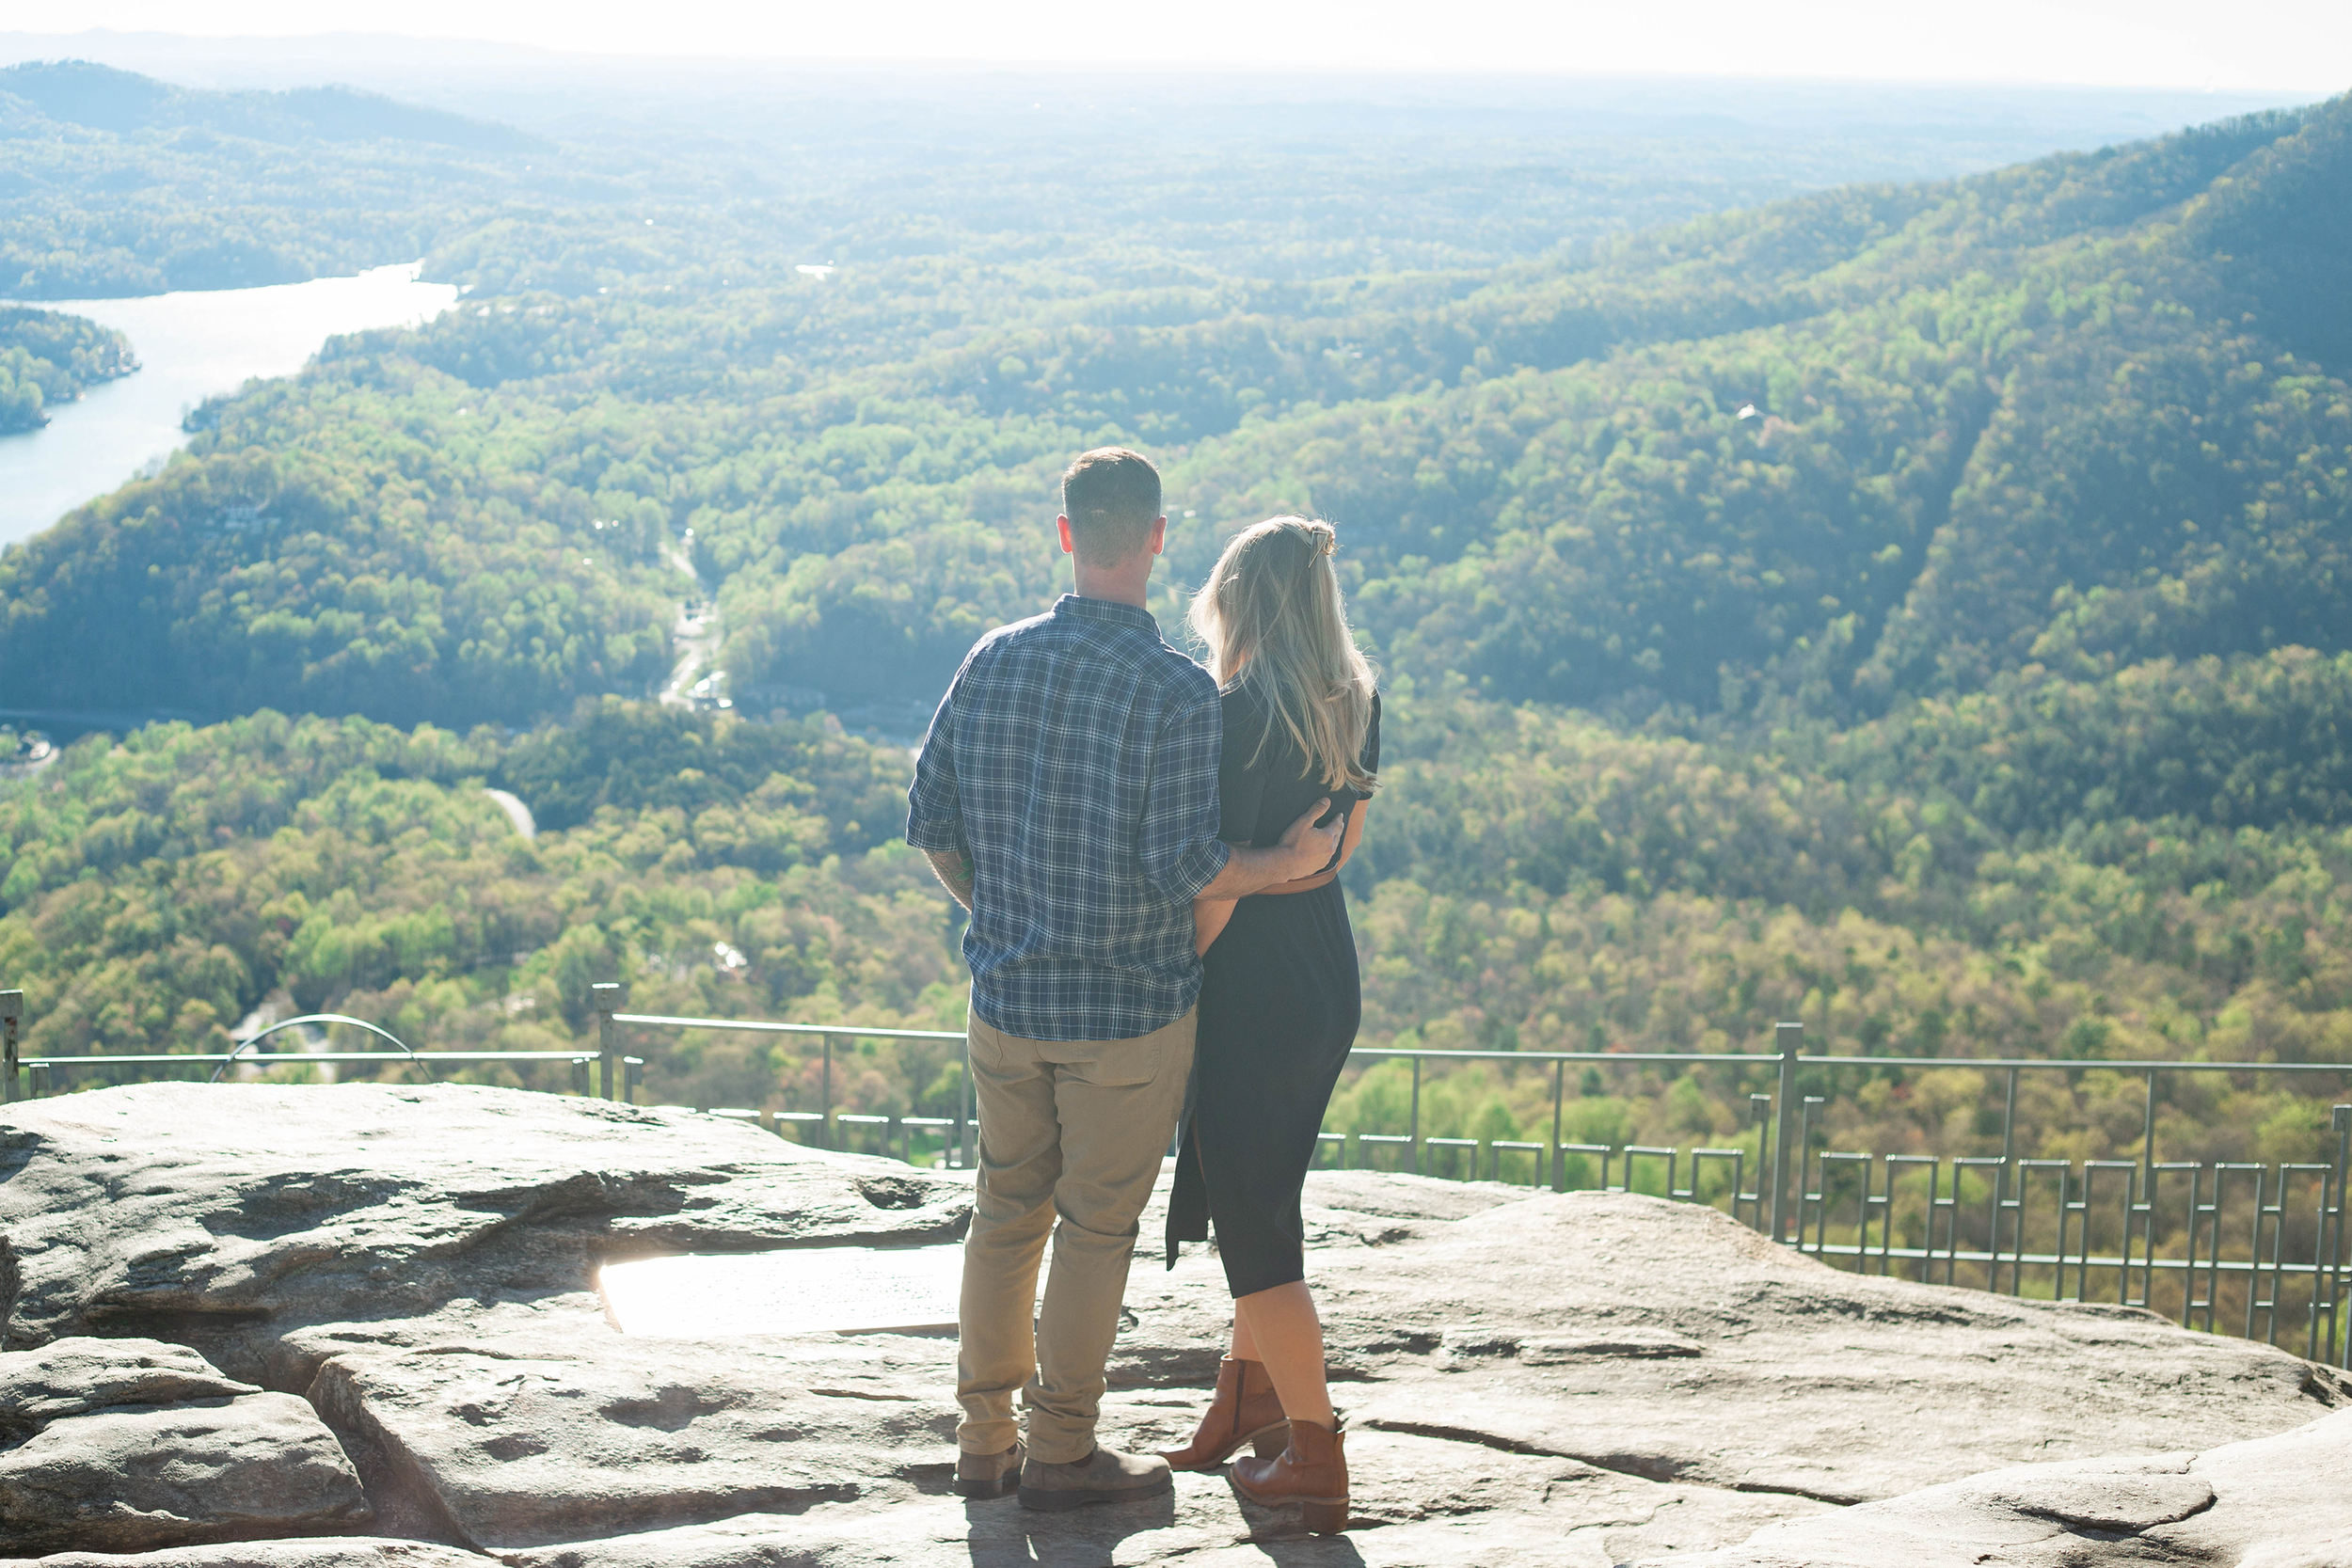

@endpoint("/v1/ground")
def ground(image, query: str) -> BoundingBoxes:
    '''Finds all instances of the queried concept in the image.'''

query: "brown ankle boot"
[1159,1357,1289,1471]
[1231,1416,1348,1534]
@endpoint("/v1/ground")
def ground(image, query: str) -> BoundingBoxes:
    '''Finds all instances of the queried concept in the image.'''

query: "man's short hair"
[1060,448,1162,563]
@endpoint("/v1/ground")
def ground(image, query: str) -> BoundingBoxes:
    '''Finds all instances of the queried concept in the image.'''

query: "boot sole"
[954,1473,1021,1498]
[1232,1484,1351,1534]
[1016,1472,1174,1512]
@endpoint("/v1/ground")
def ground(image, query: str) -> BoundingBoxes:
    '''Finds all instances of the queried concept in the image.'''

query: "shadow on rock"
[961,1492,1182,1566]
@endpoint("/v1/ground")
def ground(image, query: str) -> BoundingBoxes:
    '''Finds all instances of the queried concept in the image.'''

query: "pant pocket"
[1071,1034,1168,1088]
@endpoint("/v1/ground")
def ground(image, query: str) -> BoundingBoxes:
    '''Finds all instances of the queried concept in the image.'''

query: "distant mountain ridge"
[0,60,555,296]
[0,91,2347,736]
[0,59,540,152]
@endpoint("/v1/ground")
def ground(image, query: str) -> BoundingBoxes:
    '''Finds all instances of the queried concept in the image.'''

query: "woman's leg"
[1233,1280,1335,1430]
[1230,1304,1259,1360]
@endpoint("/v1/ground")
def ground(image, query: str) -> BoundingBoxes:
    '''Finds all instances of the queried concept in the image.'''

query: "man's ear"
[1148,515,1168,557]
[1057,515,1076,557]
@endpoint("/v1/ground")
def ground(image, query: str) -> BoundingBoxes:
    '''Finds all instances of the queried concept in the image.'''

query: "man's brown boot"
[955,1439,1024,1498]
[1160,1356,1289,1470]
[1231,1416,1348,1535]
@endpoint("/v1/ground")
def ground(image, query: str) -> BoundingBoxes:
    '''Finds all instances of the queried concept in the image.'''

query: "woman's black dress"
[1165,685,1380,1298]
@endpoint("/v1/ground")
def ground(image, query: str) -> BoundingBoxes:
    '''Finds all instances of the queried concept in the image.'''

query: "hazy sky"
[24,0,2352,90]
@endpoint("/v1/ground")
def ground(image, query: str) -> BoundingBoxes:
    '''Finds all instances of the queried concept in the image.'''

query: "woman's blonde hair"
[1186,516,1379,795]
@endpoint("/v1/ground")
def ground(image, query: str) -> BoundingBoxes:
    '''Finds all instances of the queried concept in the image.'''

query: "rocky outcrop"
[498,1429,1832,1568]
[1126,1171,2346,1504]
[25,1544,484,1568]
[0,1083,970,1387]
[0,1083,2346,1568]
[0,1339,369,1556]
[1660,1405,2352,1567]
[307,1340,953,1551]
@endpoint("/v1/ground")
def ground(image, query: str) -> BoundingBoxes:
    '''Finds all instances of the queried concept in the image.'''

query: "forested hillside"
[3,84,2349,1174]
[0,304,134,431]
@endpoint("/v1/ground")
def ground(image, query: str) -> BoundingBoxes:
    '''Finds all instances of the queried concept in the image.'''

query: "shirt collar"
[1052,593,1160,632]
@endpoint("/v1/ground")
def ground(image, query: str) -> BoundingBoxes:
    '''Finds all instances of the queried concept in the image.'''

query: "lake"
[0,262,459,549]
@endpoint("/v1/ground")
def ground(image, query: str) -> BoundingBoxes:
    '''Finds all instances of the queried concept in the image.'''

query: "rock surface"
[1127,1172,2348,1504]
[20,1544,485,1568]
[0,1084,970,1387]
[2,1083,2348,1567]
[0,1338,254,1437]
[309,1339,953,1550]
[1659,1404,2352,1567]
[499,1427,1830,1568]
[0,1338,370,1556]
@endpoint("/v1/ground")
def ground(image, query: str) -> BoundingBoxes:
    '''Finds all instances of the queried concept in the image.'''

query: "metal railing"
[0,990,647,1104]
[5,986,2345,1364]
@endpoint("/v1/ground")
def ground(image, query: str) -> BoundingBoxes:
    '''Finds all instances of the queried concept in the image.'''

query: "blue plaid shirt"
[907,594,1232,1042]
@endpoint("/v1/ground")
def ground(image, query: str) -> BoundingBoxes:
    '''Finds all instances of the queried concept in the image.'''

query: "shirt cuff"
[1160,837,1232,904]
[906,817,968,854]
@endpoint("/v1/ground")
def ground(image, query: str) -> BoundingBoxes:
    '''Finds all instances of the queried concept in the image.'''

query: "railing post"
[1996,1066,2019,1293]
[2331,1104,2351,1370]
[1550,1058,1565,1193]
[592,983,621,1101]
[821,1038,834,1150]
[1770,1022,1801,1243]
[960,1036,975,1171]
[0,990,21,1105]
[1409,1055,1422,1176]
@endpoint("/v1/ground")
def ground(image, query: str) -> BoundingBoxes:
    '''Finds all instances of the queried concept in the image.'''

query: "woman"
[1160,515,1379,1536]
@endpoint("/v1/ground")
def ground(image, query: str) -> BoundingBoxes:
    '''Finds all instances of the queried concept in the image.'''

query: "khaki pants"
[956,1005,1196,1464]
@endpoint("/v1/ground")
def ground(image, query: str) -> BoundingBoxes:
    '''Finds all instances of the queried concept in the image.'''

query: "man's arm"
[1192,799,1343,900]
[924,847,976,911]
[906,679,973,908]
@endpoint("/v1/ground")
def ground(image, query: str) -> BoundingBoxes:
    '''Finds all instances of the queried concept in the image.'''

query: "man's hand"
[924,847,976,911]
[1276,798,1344,878]
[1194,800,1343,902]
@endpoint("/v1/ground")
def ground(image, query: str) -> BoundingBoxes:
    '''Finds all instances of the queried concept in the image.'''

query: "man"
[907,447,1343,1512]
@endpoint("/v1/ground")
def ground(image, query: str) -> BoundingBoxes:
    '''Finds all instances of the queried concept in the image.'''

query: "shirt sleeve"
[1138,680,1232,905]
[905,683,966,853]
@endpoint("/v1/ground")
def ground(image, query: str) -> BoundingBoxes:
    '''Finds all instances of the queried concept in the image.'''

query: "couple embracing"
[906,446,1380,1534]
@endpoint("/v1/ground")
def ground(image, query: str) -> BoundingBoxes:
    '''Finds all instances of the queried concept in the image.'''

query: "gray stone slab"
[27,1541,485,1568]
[493,1428,1828,1568]
[0,1390,371,1555]
[0,1084,972,1388]
[1122,1184,2351,1504]
[308,1339,954,1551]
[0,1338,256,1439]
[1643,1403,2352,1565]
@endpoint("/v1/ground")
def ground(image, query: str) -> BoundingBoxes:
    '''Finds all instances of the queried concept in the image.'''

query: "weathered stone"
[493,1428,1832,1567]
[0,1084,971,1387]
[0,1390,371,1555]
[0,1337,256,1438]
[25,1540,485,1568]
[1120,1180,2349,1503]
[0,1337,372,1556]
[7,1085,2347,1567]
[1647,1405,2352,1566]
[308,1339,954,1551]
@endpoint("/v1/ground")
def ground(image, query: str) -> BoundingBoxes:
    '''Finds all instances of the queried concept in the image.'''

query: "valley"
[0,56,2347,1210]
